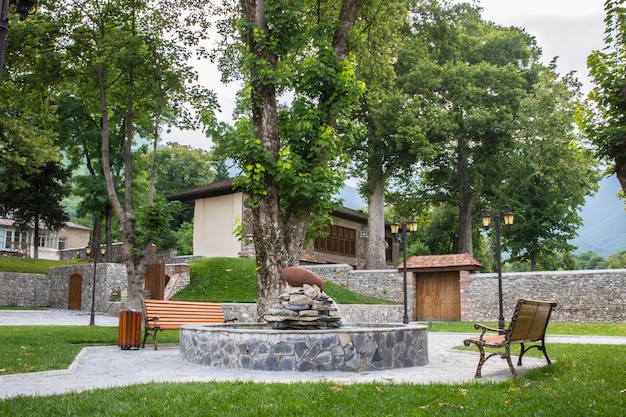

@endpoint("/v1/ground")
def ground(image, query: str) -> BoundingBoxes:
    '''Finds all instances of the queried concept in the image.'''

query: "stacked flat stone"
[263,284,341,329]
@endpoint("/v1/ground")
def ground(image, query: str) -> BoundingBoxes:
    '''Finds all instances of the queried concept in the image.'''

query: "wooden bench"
[463,298,557,378]
[141,299,232,350]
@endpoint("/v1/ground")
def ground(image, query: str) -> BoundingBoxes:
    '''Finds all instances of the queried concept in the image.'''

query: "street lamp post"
[85,244,106,326]
[391,219,419,324]
[0,0,38,84]
[481,206,515,333]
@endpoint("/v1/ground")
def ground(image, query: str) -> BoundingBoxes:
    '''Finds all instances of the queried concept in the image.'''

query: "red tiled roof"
[400,253,482,272]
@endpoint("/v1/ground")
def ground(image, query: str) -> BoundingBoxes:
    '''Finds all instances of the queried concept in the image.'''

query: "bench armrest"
[145,316,160,328]
[472,323,500,338]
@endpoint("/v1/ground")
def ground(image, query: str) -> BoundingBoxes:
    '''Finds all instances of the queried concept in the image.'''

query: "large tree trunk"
[33,214,40,259]
[252,190,308,317]
[457,140,474,255]
[98,64,149,311]
[366,171,387,269]
[241,0,362,318]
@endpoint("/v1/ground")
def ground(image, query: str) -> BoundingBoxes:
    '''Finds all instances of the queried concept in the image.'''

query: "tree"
[577,0,626,195]
[347,0,424,269]
[395,1,540,255]
[49,0,216,309]
[216,0,369,316]
[0,10,63,194]
[501,66,599,271]
[147,142,214,249]
[606,250,626,268]
[152,142,215,226]
[0,161,70,258]
[576,250,607,270]
[174,221,194,256]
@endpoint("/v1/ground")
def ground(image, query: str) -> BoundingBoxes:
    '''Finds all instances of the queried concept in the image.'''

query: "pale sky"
[165,0,607,150]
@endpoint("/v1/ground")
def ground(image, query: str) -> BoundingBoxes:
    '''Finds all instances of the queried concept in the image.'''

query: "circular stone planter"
[180,323,428,372]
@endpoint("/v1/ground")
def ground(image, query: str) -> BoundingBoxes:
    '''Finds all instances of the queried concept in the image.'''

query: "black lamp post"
[85,244,106,326]
[481,206,515,333]
[0,0,38,84]
[390,219,419,324]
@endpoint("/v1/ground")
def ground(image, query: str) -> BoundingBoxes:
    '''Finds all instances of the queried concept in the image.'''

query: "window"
[5,230,28,249]
[58,238,66,251]
[315,225,356,257]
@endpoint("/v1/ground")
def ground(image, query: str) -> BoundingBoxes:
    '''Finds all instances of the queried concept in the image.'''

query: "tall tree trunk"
[33,214,40,259]
[240,0,362,318]
[457,139,474,255]
[98,64,149,311]
[530,253,537,271]
[105,203,112,263]
[366,171,387,269]
[252,190,308,317]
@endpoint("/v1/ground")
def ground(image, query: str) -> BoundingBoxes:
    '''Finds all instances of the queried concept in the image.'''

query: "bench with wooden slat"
[463,298,557,378]
[142,299,231,350]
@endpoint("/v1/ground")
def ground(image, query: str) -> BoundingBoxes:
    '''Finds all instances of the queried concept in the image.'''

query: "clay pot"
[280,267,326,290]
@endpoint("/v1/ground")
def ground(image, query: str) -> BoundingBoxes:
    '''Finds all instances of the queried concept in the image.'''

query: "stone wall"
[2,263,626,324]
[0,272,49,307]
[462,269,626,323]
[305,264,413,319]
[222,303,405,324]
[48,264,128,314]
[164,264,190,299]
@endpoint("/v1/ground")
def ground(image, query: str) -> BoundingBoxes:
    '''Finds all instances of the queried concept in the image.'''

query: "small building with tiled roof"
[403,254,483,272]
[397,253,482,322]
[168,179,396,269]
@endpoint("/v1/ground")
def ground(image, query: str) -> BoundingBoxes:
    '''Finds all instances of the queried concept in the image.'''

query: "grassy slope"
[0,258,82,274]
[172,257,396,304]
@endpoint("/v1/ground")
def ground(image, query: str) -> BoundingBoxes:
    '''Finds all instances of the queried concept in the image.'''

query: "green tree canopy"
[395,0,541,255]
[0,161,70,258]
[577,0,626,195]
[501,66,600,271]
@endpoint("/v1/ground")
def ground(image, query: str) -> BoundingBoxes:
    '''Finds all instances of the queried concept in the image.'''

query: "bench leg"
[504,345,517,376]
[471,343,518,378]
[142,326,161,350]
[541,344,552,365]
[518,342,552,367]
[474,345,487,378]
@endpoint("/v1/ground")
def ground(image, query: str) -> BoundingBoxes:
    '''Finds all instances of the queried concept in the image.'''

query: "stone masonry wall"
[305,264,414,320]
[2,264,625,323]
[462,269,626,323]
[0,272,49,307]
[221,303,405,324]
[48,264,128,314]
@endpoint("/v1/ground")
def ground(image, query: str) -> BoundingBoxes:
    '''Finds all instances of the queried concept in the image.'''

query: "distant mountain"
[336,185,366,210]
[570,176,626,256]
[337,176,626,257]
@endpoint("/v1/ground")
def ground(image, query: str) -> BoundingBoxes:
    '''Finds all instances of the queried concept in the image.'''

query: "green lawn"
[0,258,83,274]
[0,342,624,416]
[1,257,625,415]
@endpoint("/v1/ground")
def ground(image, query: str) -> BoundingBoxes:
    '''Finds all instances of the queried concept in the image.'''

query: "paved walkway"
[1,309,625,399]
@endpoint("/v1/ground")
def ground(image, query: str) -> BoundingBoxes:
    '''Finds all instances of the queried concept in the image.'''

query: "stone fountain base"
[180,323,428,372]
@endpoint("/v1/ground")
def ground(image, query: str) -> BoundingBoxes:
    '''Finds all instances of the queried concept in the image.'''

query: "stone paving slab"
[1,309,624,399]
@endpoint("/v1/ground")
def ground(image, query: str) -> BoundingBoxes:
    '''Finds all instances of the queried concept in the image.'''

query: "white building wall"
[193,193,244,257]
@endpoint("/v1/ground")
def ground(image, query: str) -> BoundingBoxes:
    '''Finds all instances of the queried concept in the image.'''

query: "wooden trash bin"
[118,310,142,350]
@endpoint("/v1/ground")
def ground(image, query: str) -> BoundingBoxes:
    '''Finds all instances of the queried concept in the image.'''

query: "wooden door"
[68,271,82,310]
[144,263,165,300]
[415,271,460,321]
